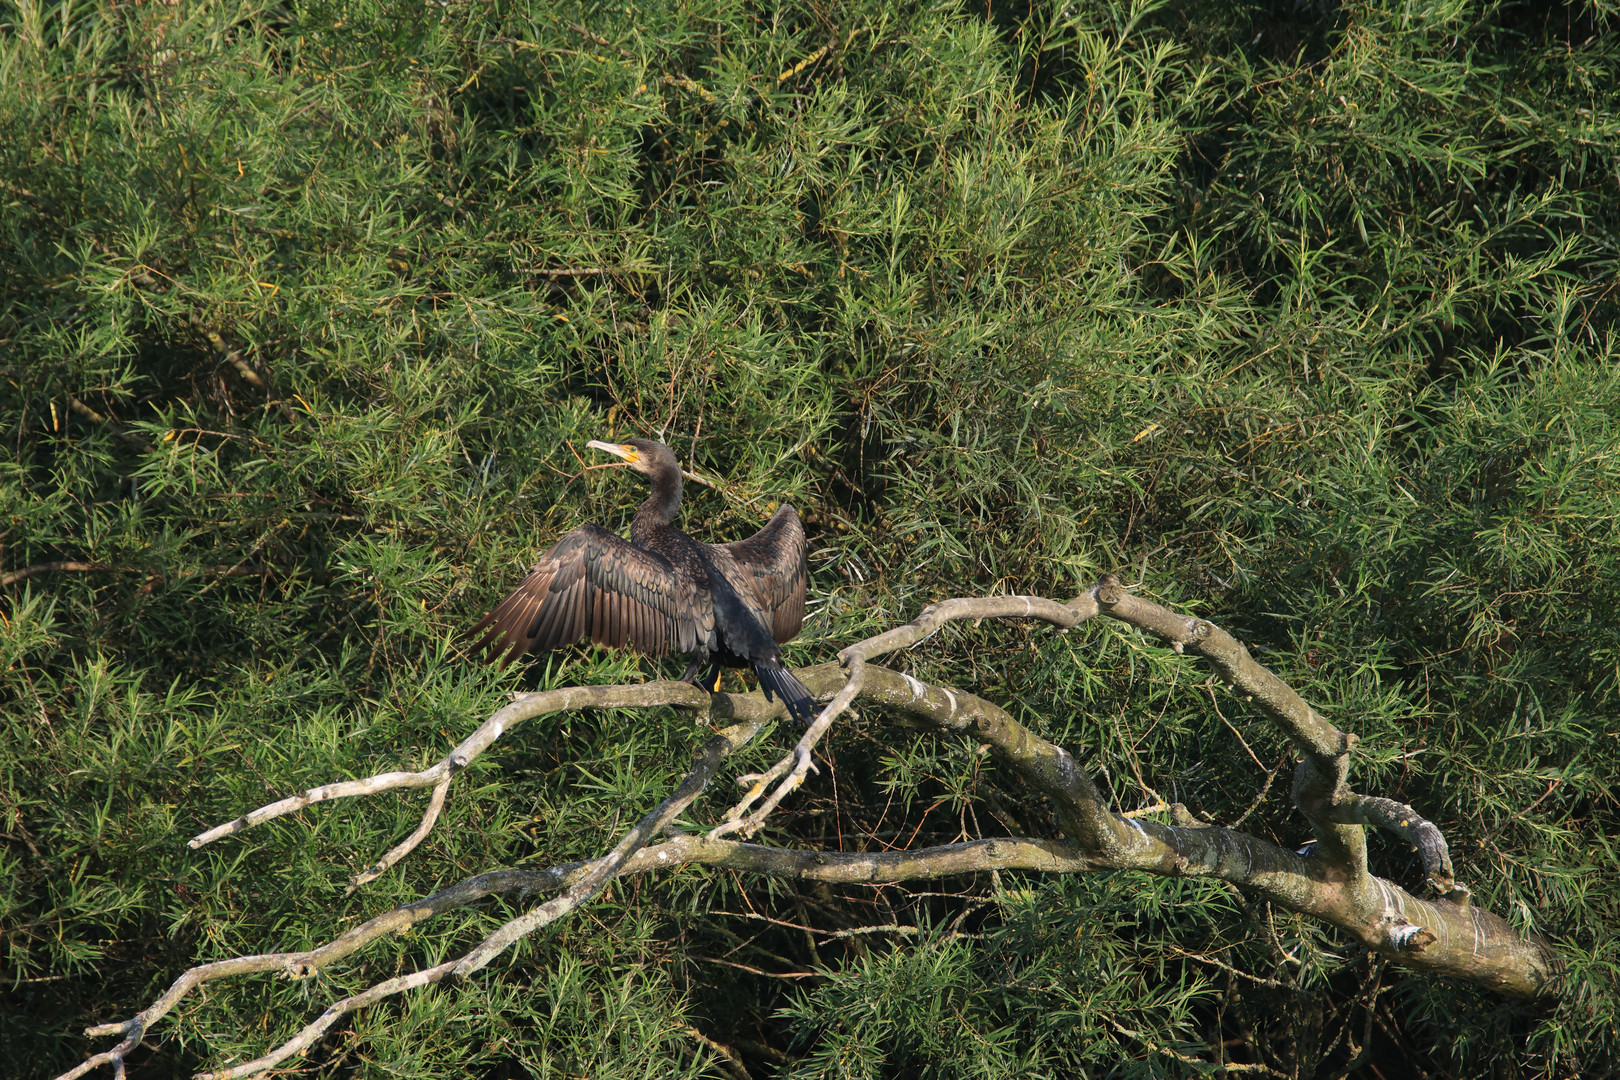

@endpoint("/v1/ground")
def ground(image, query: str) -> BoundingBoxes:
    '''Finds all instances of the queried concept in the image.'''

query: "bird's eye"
[623,447,639,462]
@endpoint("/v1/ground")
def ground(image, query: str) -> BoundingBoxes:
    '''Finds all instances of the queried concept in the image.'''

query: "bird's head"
[585,438,675,477]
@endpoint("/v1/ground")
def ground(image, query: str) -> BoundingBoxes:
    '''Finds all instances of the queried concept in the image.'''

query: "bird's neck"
[632,462,683,536]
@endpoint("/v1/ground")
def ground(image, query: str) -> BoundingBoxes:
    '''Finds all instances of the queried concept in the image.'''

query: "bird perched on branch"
[469,439,818,724]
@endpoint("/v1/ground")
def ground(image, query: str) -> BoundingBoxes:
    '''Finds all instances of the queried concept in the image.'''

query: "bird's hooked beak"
[585,439,640,464]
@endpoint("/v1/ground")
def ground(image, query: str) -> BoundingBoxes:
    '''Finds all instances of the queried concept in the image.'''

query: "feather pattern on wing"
[717,504,808,644]
[469,523,710,667]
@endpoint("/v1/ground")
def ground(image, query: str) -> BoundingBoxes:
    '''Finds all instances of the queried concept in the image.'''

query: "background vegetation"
[3,0,1618,1076]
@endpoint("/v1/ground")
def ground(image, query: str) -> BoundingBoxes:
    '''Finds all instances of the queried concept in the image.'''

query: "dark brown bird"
[469,439,817,724]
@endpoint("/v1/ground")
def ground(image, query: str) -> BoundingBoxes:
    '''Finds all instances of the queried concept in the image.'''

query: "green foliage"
[3,0,1617,1077]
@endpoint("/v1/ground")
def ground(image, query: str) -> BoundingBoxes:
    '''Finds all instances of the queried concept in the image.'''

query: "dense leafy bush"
[3,0,1617,1076]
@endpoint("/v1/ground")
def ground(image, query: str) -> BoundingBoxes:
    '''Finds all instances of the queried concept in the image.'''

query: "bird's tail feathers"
[756,662,819,727]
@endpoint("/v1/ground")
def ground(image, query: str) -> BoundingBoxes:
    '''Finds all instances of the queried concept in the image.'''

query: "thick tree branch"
[1091,575,1366,871]
[61,589,1560,1080]
[843,662,1553,993]
[62,812,1550,1080]
[1329,794,1456,894]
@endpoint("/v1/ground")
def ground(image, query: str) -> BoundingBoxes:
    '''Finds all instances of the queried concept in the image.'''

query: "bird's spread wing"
[469,524,711,667]
[717,504,807,644]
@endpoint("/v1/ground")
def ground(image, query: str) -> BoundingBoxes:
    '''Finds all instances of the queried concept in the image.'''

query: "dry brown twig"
[59,578,1559,1080]
[2,563,271,591]
[1,561,108,588]
[63,396,153,452]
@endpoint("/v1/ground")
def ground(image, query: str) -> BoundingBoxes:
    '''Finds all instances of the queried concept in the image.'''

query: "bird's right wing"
[468,524,711,667]
[717,504,807,644]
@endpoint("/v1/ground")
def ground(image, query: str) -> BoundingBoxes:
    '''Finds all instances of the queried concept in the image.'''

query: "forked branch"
[60,583,1559,1080]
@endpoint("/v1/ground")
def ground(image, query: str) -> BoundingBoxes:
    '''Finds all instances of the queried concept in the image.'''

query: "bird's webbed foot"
[680,655,723,694]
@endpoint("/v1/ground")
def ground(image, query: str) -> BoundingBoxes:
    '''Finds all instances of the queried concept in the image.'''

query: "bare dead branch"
[61,588,1561,1080]
[74,709,761,1080]
[1085,577,1470,900]
[708,664,862,838]
[848,662,1554,991]
[71,833,1091,1080]
[187,679,720,850]
[711,592,1095,839]
[62,810,1550,1080]
[448,710,770,977]
[1,561,108,588]
[345,776,452,893]
[1092,574,1367,870]
[198,958,460,1079]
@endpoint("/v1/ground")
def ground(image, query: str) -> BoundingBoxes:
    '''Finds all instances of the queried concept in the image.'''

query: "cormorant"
[469,439,818,724]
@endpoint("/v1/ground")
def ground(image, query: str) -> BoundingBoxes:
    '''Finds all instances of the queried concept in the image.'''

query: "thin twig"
[531,264,657,278]
[710,593,1095,839]
[1101,1014,1286,1076]
[346,777,452,893]
[134,564,271,596]
[1,561,107,588]
[66,397,152,451]
[697,957,821,979]
[1165,943,1291,988]
[1228,751,1290,829]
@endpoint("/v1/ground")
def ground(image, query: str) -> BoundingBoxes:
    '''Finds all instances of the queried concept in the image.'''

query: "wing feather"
[528,576,571,654]
[565,577,586,644]
[718,504,808,644]
[502,588,545,666]
[468,524,705,666]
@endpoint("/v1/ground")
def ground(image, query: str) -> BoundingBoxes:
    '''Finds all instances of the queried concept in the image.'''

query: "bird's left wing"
[717,504,807,644]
